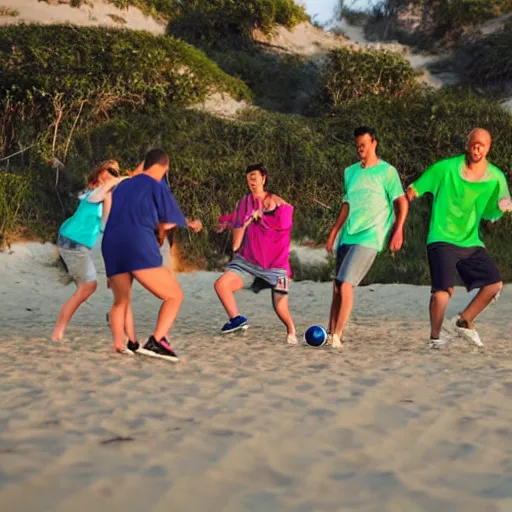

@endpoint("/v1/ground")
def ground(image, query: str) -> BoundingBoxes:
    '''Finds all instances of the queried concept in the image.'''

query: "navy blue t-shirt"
[102,174,187,277]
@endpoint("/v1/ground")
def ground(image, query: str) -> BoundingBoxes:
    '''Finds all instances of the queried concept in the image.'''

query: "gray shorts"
[58,235,97,284]
[335,244,377,286]
[227,255,289,295]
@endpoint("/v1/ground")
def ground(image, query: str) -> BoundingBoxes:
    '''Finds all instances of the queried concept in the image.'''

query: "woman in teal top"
[52,160,121,341]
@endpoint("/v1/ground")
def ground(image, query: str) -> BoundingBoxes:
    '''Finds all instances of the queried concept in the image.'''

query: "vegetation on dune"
[168,0,309,42]
[1,5,512,283]
[341,0,512,48]
[0,24,250,164]
[317,47,420,108]
[47,0,309,32]
[4,88,512,282]
[462,21,512,89]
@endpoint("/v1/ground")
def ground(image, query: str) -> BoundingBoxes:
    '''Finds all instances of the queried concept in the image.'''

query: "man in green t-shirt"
[407,128,511,348]
[326,126,409,348]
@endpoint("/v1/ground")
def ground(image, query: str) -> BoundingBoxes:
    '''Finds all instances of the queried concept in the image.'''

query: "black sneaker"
[127,340,140,352]
[139,335,179,362]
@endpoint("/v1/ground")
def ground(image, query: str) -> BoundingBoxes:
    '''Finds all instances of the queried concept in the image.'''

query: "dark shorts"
[101,229,163,278]
[427,242,502,293]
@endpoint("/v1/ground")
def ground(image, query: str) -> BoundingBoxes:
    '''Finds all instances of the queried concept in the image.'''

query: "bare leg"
[333,281,354,338]
[460,282,502,325]
[132,267,184,341]
[108,273,133,352]
[214,271,245,319]
[328,281,340,333]
[272,292,296,335]
[52,281,97,341]
[124,301,136,342]
[430,289,453,339]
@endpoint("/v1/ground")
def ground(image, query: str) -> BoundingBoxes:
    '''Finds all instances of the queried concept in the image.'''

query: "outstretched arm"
[326,202,349,254]
[389,195,409,252]
[87,177,127,203]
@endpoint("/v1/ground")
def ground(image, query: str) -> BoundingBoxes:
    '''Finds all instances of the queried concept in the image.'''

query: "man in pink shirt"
[215,163,297,344]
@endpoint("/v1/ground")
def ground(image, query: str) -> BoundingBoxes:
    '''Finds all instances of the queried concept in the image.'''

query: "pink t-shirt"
[219,194,294,276]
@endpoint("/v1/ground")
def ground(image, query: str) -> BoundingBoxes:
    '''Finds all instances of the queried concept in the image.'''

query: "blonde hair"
[87,159,120,188]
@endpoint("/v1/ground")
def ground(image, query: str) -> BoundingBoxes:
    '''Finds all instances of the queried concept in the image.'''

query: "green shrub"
[210,48,319,113]
[11,88,506,283]
[168,0,309,43]
[318,47,421,108]
[0,24,250,160]
[463,22,512,88]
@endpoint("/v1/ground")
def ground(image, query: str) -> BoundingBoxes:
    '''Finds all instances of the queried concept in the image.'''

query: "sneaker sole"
[137,347,179,362]
[117,347,136,356]
[221,324,249,334]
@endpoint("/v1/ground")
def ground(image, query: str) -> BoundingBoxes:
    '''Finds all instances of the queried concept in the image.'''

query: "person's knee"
[432,288,453,300]
[78,280,97,297]
[488,281,503,296]
[214,276,225,294]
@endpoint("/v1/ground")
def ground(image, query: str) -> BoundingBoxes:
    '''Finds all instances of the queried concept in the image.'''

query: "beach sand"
[1,242,512,511]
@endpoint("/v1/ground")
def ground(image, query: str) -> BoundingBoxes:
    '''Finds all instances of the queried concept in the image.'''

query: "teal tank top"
[59,190,103,248]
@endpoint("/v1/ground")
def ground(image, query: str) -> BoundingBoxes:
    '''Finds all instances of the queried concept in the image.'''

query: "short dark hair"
[143,148,169,170]
[354,126,377,142]
[246,163,267,176]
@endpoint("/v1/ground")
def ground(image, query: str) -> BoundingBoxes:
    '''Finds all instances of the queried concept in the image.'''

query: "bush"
[463,22,512,88]
[168,0,309,43]
[317,47,421,108]
[0,24,251,160]
[6,88,510,283]
[210,48,320,113]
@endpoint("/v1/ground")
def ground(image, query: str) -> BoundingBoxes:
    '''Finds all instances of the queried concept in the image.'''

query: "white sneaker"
[287,333,298,345]
[330,333,343,349]
[452,315,484,347]
[429,338,448,349]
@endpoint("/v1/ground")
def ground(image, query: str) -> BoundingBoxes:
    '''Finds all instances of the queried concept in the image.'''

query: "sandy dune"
[0,0,166,34]
[1,242,512,511]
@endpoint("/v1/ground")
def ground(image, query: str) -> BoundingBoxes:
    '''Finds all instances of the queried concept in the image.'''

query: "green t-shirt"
[339,160,404,252]
[411,155,510,248]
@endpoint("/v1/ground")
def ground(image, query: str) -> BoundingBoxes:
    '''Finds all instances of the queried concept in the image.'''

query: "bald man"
[407,128,511,348]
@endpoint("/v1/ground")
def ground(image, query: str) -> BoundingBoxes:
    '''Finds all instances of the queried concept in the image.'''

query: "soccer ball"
[304,325,328,347]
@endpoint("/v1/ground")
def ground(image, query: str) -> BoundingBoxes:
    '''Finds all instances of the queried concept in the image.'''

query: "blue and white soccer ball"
[303,325,328,347]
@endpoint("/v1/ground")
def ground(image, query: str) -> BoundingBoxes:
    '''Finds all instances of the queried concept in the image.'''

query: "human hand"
[252,209,263,222]
[498,197,512,213]
[389,229,404,252]
[188,219,203,233]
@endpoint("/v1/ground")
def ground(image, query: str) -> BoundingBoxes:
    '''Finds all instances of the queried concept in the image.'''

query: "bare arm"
[232,213,257,252]
[101,192,112,230]
[389,195,409,252]
[326,202,349,254]
[406,187,417,203]
[88,178,126,203]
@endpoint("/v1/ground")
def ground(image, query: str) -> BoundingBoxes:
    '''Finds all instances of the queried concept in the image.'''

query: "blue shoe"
[221,315,248,334]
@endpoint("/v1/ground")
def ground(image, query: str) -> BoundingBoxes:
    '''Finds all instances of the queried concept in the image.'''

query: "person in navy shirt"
[102,148,202,360]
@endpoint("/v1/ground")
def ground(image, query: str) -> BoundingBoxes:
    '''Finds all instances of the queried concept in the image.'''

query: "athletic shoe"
[286,333,298,345]
[140,335,179,361]
[454,316,483,347]
[127,340,140,352]
[429,337,448,349]
[221,315,248,334]
[330,333,343,349]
